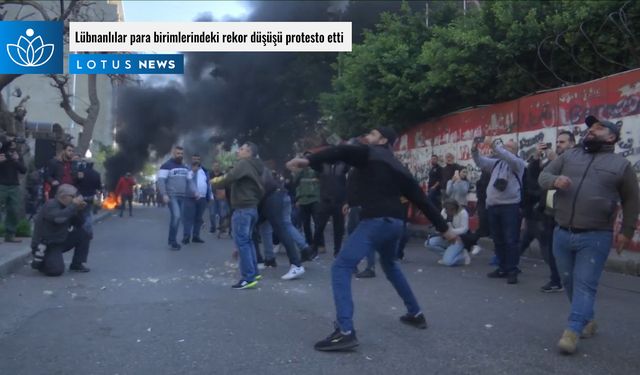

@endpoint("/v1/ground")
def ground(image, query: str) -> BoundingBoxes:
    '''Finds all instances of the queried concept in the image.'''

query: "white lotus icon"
[6,28,55,67]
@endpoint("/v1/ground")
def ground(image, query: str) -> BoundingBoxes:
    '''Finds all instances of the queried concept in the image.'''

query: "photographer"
[30,184,91,276]
[0,134,27,243]
[472,137,526,284]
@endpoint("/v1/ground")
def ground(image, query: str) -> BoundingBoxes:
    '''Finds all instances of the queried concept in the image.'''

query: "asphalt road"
[1,205,639,375]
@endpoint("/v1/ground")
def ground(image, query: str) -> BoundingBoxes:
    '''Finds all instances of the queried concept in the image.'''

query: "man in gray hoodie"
[472,137,526,284]
[539,116,639,355]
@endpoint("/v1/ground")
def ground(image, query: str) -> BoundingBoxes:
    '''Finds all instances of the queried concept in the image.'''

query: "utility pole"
[425,1,429,28]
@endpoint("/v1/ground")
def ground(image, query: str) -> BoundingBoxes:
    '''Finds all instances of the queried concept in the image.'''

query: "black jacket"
[307,144,449,233]
[0,147,26,186]
[76,166,102,200]
[319,162,348,207]
[31,199,85,247]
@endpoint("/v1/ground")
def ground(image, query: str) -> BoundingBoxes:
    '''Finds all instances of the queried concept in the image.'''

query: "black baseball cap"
[373,127,397,147]
[585,115,621,141]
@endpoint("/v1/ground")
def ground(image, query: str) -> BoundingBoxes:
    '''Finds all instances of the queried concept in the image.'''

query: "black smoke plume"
[105,1,425,190]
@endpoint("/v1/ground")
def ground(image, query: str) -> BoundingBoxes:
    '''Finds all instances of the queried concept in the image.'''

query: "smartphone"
[473,136,485,144]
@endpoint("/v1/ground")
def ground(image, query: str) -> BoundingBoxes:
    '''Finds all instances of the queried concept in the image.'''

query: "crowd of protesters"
[11,114,636,357]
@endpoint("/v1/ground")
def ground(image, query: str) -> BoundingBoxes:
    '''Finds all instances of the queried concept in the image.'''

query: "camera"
[0,133,26,151]
[72,160,87,173]
[493,178,508,192]
[473,136,485,144]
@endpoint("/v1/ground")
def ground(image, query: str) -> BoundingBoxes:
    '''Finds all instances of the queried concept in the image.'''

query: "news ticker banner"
[0,21,352,75]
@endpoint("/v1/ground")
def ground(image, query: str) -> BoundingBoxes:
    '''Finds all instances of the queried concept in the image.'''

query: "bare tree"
[49,74,99,155]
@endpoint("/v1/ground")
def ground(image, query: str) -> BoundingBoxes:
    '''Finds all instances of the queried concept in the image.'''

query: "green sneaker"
[231,280,258,290]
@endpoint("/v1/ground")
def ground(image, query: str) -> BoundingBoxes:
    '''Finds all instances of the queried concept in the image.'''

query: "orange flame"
[102,193,121,210]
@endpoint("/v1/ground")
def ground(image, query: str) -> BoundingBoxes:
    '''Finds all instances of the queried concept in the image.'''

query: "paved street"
[1,205,639,375]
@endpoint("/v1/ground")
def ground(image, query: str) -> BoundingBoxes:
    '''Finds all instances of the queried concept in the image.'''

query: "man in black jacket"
[287,127,455,351]
[315,160,348,257]
[31,184,92,276]
[75,158,102,238]
[0,136,26,242]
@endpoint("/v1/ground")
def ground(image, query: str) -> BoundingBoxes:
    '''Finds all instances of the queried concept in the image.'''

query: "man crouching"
[31,184,92,276]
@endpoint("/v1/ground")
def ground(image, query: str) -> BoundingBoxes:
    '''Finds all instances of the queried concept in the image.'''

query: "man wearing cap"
[539,115,639,355]
[286,127,455,351]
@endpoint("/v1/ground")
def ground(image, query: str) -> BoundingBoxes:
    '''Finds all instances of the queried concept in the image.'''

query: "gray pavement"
[1,205,639,375]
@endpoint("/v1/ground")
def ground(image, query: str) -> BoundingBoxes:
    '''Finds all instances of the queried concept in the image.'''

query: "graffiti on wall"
[396,69,640,251]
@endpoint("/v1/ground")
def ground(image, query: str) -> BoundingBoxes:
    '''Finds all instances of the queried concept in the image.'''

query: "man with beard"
[157,146,193,251]
[286,127,455,351]
[46,143,76,197]
[521,131,575,293]
[539,116,639,355]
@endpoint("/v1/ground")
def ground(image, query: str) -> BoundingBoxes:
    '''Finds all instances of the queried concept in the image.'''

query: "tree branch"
[1,0,51,21]
[48,74,86,125]
[58,0,79,21]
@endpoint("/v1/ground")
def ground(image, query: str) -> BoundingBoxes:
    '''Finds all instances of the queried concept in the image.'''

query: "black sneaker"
[314,327,358,351]
[507,272,518,284]
[355,269,376,278]
[192,237,205,244]
[182,237,190,245]
[170,243,181,251]
[264,258,277,268]
[301,247,318,262]
[231,280,258,290]
[400,312,428,329]
[540,282,564,293]
[487,269,507,279]
[69,263,90,273]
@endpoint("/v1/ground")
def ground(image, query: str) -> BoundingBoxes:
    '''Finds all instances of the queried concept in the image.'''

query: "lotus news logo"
[7,28,55,67]
[0,21,63,74]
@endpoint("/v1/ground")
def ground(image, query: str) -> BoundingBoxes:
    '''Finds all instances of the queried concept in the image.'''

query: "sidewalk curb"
[0,210,113,279]
[408,224,640,277]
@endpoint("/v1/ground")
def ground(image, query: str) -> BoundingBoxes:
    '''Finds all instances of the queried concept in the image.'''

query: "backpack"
[260,166,282,198]
[490,160,526,207]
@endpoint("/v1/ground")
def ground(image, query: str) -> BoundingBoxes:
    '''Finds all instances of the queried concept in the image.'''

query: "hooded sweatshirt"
[211,158,265,209]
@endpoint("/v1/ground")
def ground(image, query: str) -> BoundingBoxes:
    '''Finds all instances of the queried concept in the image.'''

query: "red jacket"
[115,176,136,197]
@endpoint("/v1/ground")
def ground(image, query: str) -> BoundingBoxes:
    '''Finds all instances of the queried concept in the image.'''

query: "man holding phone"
[472,136,526,284]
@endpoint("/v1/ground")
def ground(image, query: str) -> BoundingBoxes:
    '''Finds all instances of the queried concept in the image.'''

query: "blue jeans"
[183,198,208,239]
[425,236,466,266]
[209,199,230,232]
[283,194,307,250]
[232,208,259,282]
[553,227,613,333]
[168,196,185,245]
[487,204,521,273]
[333,217,421,332]
[259,191,302,266]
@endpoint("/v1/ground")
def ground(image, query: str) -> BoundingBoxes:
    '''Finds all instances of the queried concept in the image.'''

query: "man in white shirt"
[183,154,212,244]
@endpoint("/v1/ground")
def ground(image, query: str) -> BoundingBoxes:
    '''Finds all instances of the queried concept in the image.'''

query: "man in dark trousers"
[115,172,136,217]
[31,184,92,276]
[315,159,349,257]
[427,155,443,211]
[183,154,211,244]
[74,158,102,238]
[0,135,27,242]
[287,127,455,351]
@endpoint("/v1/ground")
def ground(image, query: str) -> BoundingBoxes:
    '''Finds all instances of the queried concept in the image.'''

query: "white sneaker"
[257,263,266,270]
[471,245,483,256]
[281,265,305,280]
[437,259,445,265]
[463,250,471,266]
